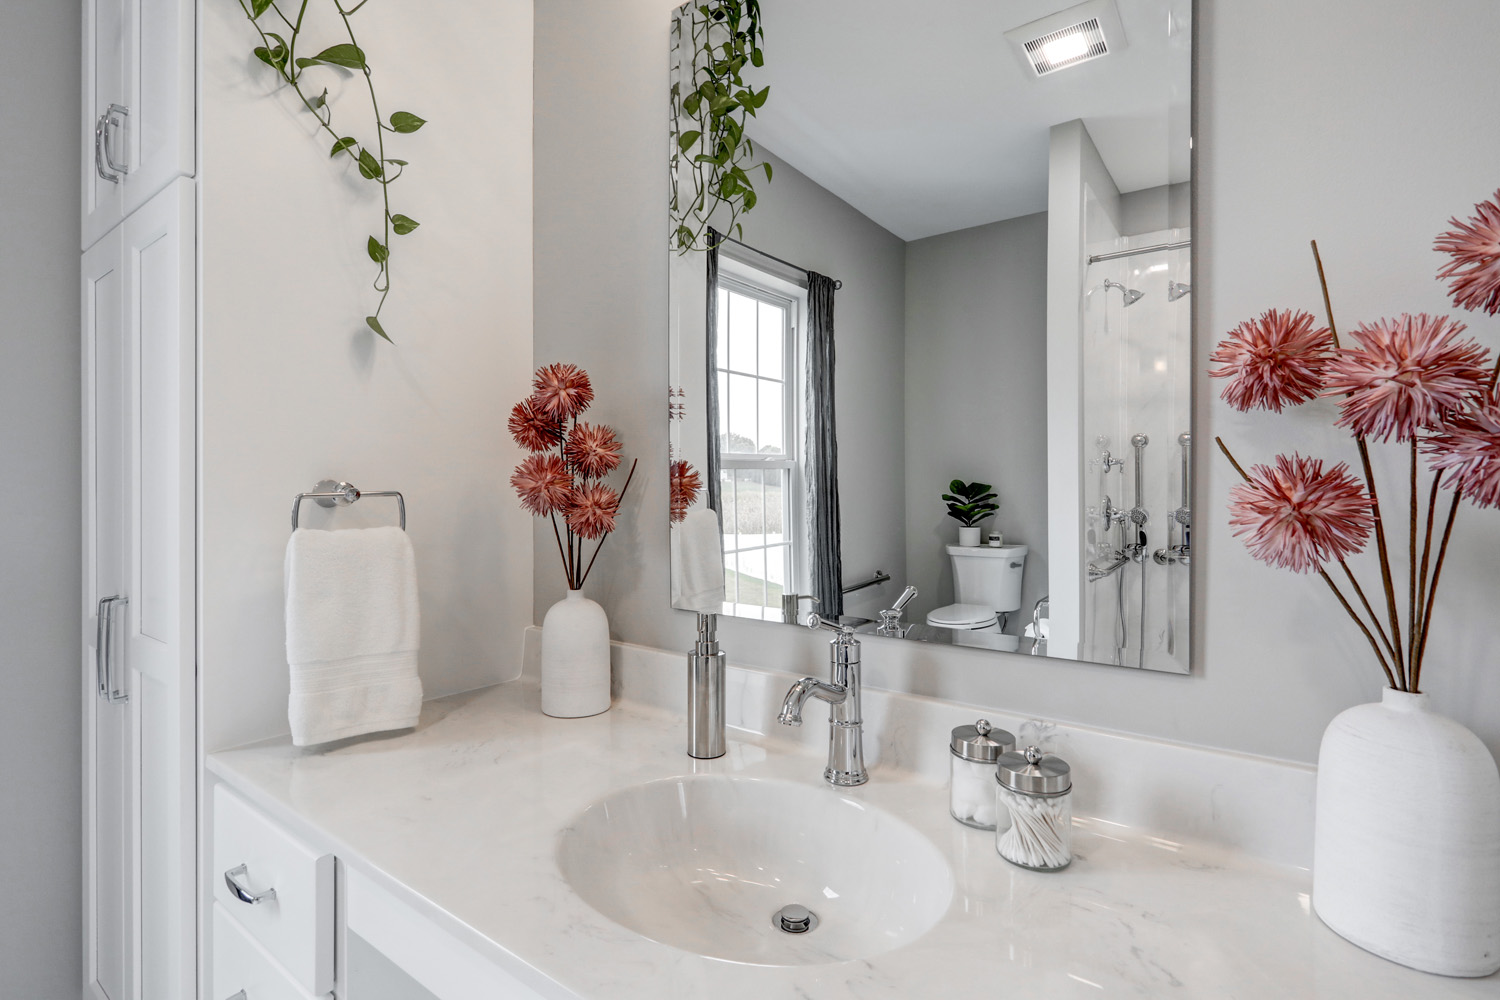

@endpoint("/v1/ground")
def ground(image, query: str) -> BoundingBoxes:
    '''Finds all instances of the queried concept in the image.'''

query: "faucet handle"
[890,585,918,613]
[806,614,859,640]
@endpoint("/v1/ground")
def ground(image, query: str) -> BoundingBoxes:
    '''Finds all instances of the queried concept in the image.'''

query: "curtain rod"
[717,234,844,290]
[1087,239,1192,265]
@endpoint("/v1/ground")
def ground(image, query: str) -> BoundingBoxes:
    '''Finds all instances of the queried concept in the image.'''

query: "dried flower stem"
[1217,436,1398,689]
[1408,440,1419,669]
[1312,240,1407,689]
[1342,560,1397,662]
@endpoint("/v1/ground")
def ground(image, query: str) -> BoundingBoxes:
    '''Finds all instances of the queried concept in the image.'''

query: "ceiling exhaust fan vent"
[1005,0,1128,79]
[1022,19,1109,75]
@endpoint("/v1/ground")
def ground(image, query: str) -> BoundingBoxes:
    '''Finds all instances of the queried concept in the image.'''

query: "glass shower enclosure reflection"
[1079,232,1191,670]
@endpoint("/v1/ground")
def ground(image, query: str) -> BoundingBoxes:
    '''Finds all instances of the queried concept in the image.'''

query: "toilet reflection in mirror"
[667,0,1193,673]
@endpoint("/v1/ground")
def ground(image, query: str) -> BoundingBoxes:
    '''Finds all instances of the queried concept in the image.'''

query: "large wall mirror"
[668,0,1194,672]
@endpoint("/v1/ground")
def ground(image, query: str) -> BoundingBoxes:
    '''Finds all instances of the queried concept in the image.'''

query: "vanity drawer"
[212,904,328,1000]
[213,785,335,995]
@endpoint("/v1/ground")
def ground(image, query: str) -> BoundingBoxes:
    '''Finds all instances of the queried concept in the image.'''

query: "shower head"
[1168,281,1192,301]
[1104,279,1144,307]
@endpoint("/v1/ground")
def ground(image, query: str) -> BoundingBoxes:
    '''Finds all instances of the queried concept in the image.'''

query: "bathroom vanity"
[205,634,1492,999]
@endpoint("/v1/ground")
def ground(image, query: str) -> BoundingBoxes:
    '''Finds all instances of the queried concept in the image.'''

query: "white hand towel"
[285,525,422,746]
[671,507,726,614]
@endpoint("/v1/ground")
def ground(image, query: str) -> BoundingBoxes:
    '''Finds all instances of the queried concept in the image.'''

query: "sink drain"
[773,903,819,934]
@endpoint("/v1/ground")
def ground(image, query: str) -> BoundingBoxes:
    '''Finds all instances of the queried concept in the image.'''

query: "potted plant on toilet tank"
[943,480,999,546]
[1209,188,1500,978]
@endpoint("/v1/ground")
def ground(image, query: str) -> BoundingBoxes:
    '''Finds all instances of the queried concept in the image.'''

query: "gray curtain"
[704,227,722,515]
[805,272,843,619]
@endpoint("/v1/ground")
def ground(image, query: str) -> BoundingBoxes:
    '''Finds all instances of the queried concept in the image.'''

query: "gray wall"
[732,149,908,621]
[0,3,83,994]
[1120,181,1192,236]
[533,0,1500,764]
[904,213,1049,629]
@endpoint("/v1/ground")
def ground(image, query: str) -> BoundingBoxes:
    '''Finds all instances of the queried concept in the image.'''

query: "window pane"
[726,373,758,453]
[764,542,790,593]
[737,547,768,609]
[758,380,784,455]
[758,301,785,378]
[735,468,766,548]
[763,468,786,540]
[727,290,757,374]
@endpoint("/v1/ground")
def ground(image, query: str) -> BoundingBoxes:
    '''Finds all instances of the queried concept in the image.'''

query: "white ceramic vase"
[957,526,981,547]
[1312,688,1500,977]
[540,589,611,718]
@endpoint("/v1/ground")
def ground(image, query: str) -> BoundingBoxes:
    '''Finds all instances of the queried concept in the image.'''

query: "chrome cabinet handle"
[101,104,130,179]
[95,596,128,703]
[94,112,119,183]
[224,864,277,905]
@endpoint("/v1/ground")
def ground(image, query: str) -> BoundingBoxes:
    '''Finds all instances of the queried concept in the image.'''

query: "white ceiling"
[745,0,1191,241]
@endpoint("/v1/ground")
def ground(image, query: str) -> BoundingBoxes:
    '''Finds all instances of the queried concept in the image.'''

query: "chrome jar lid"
[950,719,1016,762]
[995,745,1071,795]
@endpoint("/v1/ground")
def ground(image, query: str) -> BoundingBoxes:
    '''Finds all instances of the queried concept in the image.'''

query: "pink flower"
[1208,309,1333,412]
[1436,189,1500,316]
[507,399,564,453]
[1425,393,1500,508]
[530,363,594,421]
[669,460,702,523]
[563,422,623,479]
[1228,454,1374,573]
[564,482,620,539]
[1323,314,1489,441]
[510,453,574,516]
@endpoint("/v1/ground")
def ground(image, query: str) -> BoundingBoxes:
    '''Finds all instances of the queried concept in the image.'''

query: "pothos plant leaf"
[234,0,425,343]
[669,0,772,254]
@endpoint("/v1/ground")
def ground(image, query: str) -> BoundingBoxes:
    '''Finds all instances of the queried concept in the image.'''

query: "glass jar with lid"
[949,719,1015,829]
[994,745,1073,870]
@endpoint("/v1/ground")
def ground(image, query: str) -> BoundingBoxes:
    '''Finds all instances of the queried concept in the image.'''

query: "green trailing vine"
[669,1,772,253]
[234,0,427,342]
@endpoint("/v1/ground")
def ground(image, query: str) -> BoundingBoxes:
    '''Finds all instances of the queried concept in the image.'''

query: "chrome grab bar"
[841,570,890,595]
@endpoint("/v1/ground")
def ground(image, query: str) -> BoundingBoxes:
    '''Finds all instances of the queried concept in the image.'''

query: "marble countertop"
[208,674,1496,999]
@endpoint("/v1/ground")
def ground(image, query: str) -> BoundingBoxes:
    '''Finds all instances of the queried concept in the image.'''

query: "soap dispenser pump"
[687,613,726,759]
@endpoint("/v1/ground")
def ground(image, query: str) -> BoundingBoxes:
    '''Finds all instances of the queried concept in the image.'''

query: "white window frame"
[715,255,809,619]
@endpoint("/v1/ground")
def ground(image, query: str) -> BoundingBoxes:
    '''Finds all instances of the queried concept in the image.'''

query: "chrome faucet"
[876,585,918,637]
[778,614,867,786]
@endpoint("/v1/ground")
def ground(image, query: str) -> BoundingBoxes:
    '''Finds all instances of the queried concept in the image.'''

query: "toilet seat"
[925,603,999,630]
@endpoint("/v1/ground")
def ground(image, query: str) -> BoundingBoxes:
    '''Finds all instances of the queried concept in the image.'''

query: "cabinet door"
[82,178,197,1000]
[83,222,133,1000]
[83,0,195,249]
[123,0,195,218]
[83,0,128,248]
[123,177,198,1000]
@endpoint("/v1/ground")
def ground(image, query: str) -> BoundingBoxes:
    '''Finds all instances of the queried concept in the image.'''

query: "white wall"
[0,3,82,993]
[199,0,534,751]
[904,213,1050,629]
[533,0,1500,764]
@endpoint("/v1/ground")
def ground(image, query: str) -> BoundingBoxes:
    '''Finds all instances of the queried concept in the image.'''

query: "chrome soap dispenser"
[687,613,726,759]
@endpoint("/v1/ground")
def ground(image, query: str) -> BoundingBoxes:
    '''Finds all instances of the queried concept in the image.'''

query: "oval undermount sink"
[556,775,954,966]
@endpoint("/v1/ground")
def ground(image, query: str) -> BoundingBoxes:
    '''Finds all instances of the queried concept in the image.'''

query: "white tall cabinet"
[81,0,196,997]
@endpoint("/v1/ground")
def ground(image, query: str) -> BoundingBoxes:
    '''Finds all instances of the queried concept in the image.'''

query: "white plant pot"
[957,526,982,547]
[540,589,612,718]
[1312,687,1500,977]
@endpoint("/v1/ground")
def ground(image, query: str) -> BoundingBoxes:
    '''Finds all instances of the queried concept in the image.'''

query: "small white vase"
[1313,687,1500,977]
[540,589,611,718]
[957,526,981,547]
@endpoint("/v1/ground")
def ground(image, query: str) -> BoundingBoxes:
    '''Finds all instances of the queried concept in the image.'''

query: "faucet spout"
[777,677,847,726]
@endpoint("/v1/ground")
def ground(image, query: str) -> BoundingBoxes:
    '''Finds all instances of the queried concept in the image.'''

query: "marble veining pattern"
[209,675,1496,998]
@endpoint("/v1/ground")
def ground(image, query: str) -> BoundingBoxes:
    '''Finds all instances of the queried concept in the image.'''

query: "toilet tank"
[947,544,1028,613]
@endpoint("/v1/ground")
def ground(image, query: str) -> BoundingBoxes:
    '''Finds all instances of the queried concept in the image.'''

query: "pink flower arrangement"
[1212,188,1500,694]
[669,460,703,523]
[510,364,637,590]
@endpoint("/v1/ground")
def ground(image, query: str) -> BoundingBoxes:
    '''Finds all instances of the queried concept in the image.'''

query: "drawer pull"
[224,864,277,905]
